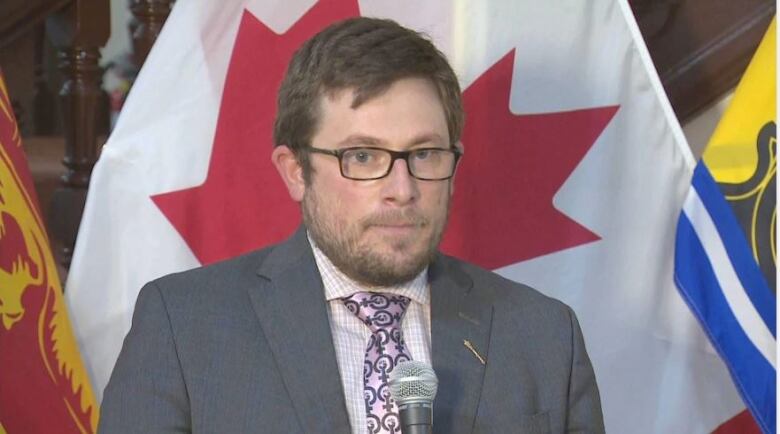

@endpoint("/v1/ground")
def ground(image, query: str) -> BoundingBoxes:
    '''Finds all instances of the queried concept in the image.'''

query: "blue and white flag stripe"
[675,162,776,433]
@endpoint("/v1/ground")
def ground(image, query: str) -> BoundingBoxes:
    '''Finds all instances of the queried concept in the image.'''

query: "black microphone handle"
[399,403,433,434]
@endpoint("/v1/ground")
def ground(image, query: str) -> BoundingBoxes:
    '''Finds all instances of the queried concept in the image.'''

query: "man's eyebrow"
[336,133,447,148]
[408,133,446,147]
[336,135,385,147]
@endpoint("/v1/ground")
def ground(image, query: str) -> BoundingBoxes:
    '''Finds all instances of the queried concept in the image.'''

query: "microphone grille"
[388,360,438,404]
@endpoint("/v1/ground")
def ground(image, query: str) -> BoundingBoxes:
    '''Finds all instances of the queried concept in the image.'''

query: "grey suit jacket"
[99,228,604,433]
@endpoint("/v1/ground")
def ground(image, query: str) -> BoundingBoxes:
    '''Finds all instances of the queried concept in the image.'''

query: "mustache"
[361,209,429,228]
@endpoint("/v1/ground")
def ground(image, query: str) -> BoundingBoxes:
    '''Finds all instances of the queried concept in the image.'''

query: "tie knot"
[341,292,410,333]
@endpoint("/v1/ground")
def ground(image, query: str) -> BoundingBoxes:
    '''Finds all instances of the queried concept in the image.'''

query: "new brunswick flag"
[0,72,98,432]
[675,18,776,434]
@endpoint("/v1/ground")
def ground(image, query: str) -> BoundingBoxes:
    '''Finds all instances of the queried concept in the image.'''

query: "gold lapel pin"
[463,339,486,365]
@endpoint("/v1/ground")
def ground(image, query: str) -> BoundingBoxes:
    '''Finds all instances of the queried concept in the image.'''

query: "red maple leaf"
[153,5,618,270]
[152,0,360,265]
[712,410,761,434]
[440,51,619,269]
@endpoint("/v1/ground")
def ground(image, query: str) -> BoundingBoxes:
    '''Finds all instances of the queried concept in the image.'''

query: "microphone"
[389,360,438,434]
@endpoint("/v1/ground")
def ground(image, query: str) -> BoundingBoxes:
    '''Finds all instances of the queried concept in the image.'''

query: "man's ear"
[450,141,464,196]
[454,141,464,154]
[271,145,306,202]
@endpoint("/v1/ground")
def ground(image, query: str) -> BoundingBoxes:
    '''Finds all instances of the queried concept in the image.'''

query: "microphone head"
[388,360,438,406]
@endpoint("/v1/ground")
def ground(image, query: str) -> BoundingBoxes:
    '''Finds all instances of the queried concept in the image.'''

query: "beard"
[302,187,449,287]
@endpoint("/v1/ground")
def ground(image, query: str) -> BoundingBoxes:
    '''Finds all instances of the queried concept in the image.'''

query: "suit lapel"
[248,228,351,434]
[430,255,493,434]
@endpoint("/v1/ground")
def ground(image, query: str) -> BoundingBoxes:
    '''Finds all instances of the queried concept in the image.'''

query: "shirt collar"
[307,232,430,305]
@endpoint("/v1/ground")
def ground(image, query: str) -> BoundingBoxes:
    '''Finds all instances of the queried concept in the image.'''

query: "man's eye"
[413,149,445,162]
[413,149,431,160]
[348,150,374,164]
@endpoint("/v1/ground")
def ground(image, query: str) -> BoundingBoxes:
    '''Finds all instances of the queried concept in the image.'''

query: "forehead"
[314,77,449,147]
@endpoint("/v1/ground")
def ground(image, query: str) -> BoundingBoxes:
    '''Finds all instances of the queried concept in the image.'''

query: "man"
[99,17,604,434]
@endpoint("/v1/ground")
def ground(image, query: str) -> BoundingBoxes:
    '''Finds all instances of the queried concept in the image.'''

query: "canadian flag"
[65,0,752,431]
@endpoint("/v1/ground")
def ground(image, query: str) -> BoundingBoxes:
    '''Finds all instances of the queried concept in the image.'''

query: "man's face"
[301,77,454,287]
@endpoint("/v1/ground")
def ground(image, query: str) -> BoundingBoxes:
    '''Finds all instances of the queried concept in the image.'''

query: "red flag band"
[0,71,98,433]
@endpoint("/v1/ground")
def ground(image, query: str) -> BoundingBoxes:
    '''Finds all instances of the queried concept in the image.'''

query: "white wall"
[681,92,735,159]
[101,0,133,66]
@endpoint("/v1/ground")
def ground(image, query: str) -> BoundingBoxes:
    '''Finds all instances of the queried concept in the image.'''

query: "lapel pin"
[463,339,486,365]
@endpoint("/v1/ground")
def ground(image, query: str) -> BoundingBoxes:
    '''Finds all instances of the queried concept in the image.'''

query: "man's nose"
[381,158,419,205]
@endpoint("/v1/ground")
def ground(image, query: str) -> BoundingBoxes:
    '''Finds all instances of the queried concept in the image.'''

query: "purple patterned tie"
[342,292,412,434]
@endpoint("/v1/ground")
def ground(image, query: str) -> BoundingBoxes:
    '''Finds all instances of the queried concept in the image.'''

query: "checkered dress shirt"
[309,236,432,434]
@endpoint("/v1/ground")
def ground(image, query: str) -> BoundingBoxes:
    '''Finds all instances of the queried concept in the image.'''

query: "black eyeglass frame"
[304,146,463,181]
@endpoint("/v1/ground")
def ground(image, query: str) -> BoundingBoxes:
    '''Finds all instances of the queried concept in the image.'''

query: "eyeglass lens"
[341,148,456,180]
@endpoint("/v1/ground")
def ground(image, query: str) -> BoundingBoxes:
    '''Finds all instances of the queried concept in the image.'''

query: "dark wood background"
[632,0,775,121]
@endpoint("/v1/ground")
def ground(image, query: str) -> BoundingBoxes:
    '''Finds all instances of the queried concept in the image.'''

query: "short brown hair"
[273,17,463,181]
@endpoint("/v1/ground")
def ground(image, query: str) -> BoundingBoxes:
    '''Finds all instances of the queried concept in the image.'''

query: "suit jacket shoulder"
[439,253,565,306]
[99,229,352,434]
[429,253,604,433]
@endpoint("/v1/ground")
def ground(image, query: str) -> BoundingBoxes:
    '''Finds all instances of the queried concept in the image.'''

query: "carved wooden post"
[129,0,174,68]
[47,0,110,267]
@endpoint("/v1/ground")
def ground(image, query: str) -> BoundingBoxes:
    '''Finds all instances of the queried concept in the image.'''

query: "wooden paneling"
[632,0,776,122]
[0,0,70,49]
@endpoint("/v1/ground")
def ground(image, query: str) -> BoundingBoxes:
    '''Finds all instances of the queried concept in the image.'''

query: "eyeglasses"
[304,146,462,181]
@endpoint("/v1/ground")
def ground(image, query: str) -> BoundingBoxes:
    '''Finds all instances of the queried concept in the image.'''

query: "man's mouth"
[363,212,428,229]
[370,223,419,232]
